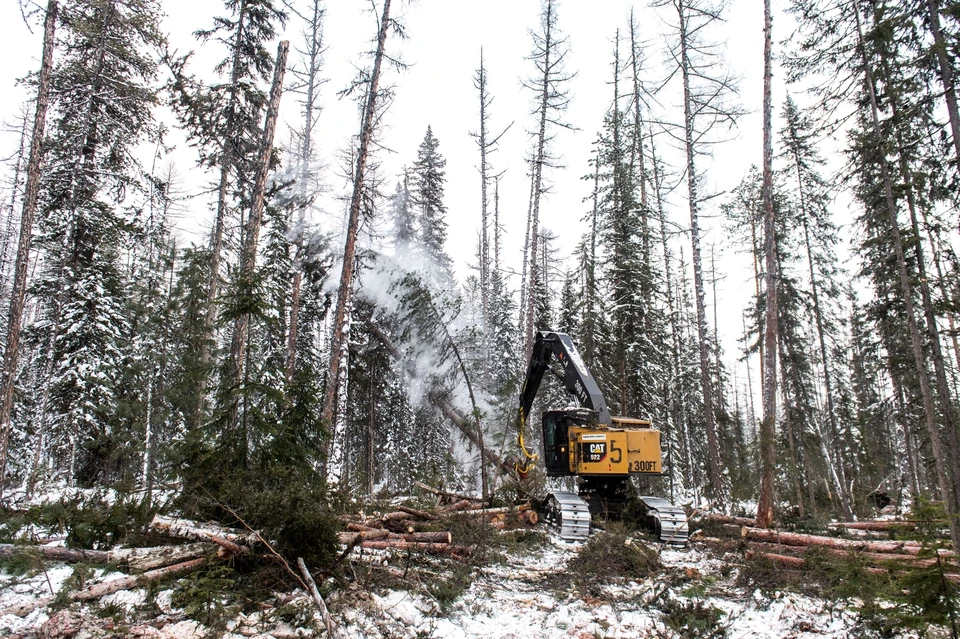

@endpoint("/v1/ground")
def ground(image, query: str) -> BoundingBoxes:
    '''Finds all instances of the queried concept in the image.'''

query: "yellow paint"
[567,426,661,476]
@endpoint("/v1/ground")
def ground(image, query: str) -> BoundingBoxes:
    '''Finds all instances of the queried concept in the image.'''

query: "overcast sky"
[1,0,797,400]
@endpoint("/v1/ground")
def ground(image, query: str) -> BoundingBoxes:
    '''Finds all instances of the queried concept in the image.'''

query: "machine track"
[541,491,688,544]
[542,491,591,541]
[638,496,689,545]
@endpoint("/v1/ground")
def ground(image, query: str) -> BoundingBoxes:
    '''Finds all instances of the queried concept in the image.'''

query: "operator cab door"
[541,411,574,476]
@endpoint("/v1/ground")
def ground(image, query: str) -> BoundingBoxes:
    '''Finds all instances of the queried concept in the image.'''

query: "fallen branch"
[415,482,486,503]
[297,557,336,638]
[0,558,206,617]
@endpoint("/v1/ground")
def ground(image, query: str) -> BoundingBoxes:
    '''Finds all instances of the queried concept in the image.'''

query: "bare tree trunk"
[756,0,777,527]
[321,0,393,463]
[925,0,960,172]
[523,0,559,363]
[876,46,960,528]
[851,0,960,550]
[678,0,724,508]
[0,0,58,490]
[198,0,250,420]
[226,41,289,437]
[652,131,680,500]
[287,0,326,384]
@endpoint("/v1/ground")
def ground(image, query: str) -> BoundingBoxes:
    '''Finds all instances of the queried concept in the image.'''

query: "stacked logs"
[697,514,959,581]
[340,485,540,560]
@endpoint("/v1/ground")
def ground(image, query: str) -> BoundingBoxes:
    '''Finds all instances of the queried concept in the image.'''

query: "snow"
[333,537,921,639]
[0,527,928,638]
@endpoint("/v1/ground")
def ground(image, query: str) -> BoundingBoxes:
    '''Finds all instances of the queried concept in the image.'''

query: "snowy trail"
[340,537,880,639]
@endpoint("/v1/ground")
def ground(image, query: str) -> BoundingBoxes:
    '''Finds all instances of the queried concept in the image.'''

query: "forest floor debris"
[0,524,934,638]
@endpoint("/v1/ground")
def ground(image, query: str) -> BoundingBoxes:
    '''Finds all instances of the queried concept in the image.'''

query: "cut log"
[828,520,944,531]
[297,557,336,638]
[394,506,440,521]
[0,543,109,563]
[150,515,253,556]
[702,514,761,527]
[346,522,381,533]
[0,558,206,617]
[441,500,478,513]
[745,549,805,568]
[523,510,539,525]
[337,530,391,544]
[401,531,452,543]
[109,543,215,571]
[358,541,472,556]
[744,548,960,582]
[726,524,953,556]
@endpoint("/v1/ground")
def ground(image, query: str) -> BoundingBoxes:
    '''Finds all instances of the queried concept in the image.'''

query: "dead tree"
[663,0,743,510]
[520,0,574,362]
[320,0,394,466]
[756,0,777,528]
[0,0,58,489]
[286,0,327,384]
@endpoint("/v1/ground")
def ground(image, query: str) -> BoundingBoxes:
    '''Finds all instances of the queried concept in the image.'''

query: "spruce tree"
[411,126,453,286]
[30,0,164,485]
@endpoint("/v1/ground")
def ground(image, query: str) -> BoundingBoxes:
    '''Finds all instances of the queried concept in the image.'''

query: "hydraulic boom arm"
[518,332,613,427]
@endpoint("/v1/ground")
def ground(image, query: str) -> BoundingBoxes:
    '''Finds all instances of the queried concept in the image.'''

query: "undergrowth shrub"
[177,466,339,573]
[566,523,661,595]
[0,491,153,549]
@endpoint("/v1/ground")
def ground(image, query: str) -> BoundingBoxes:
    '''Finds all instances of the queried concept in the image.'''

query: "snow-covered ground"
[0,532,922,638]
[334,537,895,639]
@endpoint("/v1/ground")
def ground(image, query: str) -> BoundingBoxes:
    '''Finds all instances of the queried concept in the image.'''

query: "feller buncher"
[515,331,688,543]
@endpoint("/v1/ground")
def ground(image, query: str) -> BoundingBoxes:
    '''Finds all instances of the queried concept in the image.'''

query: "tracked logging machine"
[516,331,688,543]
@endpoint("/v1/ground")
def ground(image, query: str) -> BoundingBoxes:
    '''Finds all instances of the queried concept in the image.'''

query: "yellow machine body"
[567,423,662,476]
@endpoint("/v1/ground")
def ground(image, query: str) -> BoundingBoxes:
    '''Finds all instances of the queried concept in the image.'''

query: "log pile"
[698,516,960,582]
[339,485,540,559]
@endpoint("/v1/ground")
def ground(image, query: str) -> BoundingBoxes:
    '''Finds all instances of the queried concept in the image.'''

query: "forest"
[1,0,960,634]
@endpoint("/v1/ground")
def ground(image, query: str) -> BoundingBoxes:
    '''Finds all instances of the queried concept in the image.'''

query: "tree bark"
[226,40,289,434]
[755,0,778,529]
[321,0,392,461]
[678,0,724,509]
[0,557,206,618]
[0,0,58,489]
[851,0,960,551]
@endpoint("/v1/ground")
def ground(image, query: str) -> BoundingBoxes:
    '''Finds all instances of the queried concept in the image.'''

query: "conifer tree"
[167,0,287,423]
[411,126,453,285]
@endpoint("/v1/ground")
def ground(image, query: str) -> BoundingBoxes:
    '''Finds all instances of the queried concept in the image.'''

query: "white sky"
[1,0,809,410]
